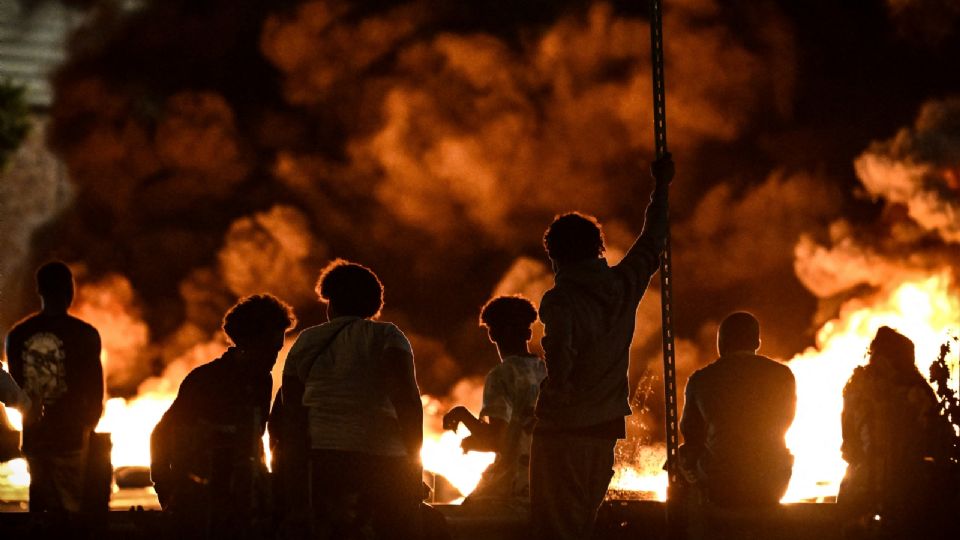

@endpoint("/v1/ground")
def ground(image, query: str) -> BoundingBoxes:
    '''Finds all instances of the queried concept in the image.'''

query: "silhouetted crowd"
[2,155,958,540]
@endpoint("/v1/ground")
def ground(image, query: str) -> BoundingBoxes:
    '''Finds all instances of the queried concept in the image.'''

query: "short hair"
[36,261,74,298]
[479,295,538,332]
[315,259,384,318]
[543,212,606,264]
[718,312,760,353]
[869,326,915,370]
[222,294,297,346]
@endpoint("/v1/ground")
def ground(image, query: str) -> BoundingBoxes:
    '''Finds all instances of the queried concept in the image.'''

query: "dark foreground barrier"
[0,500,848,540]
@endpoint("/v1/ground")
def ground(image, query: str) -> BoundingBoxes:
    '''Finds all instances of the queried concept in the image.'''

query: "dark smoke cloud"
[17,0,949,411]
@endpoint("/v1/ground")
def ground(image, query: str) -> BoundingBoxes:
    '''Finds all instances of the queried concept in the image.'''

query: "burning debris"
[0,0,958,512]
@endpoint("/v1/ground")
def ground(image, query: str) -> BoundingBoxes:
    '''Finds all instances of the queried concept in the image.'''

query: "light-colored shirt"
[470,354,547,501]
[283,317,415,457]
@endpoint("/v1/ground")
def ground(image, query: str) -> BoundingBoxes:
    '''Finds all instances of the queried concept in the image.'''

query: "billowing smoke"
[797,97,960,303]
[2,0,802,399]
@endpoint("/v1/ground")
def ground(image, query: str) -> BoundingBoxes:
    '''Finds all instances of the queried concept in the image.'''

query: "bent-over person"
[151,294,296,538]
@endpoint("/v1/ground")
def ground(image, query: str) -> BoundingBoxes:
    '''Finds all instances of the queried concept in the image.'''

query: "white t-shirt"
[469,354,546,501]
[283,317,415,457]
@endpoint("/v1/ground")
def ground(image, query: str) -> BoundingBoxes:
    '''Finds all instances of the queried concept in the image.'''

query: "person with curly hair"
[280,259,422,539]
[530,155,672,540]
[443,295,546,511]
[151,294,296,538]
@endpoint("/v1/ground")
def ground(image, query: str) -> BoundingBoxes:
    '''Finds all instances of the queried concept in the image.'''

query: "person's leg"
[26,454,53,513]
[366,455,422,540]
[530,434,616,540]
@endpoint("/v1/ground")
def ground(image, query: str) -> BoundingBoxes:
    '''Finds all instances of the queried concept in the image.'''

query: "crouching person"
[282,259,423,540]
[151,294,296,539]
[443,295,546,515]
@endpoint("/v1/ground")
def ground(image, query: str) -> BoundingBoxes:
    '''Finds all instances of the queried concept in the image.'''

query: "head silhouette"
[316,259,384,319]
[717,312,761,356]
[222,294,296,371]
[36,261,74,312]
[868,326,915,374]
[543,212,606,268]
[479,295,538,349]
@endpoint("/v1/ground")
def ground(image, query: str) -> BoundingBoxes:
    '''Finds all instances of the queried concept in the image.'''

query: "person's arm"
[616,154,673,284]
[384,346,423,461]
[0,368,31,413]
[539,291,576,403]
[81,329,105,429]
[678,375,705,481]
[150,374,197,507]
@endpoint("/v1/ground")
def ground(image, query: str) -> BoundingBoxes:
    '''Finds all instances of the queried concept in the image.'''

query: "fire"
[783,272,958,502]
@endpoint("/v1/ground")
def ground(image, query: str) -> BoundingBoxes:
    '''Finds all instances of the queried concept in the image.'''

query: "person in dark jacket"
[838,326,956,538]
[529,155,672,540]
[5,261,103,514]
[151,294,296,539]
[678,312,796,508]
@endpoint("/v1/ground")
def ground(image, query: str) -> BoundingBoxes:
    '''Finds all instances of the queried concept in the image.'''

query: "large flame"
[783,272,959,502]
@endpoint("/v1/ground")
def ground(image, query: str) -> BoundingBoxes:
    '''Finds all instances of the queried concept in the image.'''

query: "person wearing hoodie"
[530,155,673,540]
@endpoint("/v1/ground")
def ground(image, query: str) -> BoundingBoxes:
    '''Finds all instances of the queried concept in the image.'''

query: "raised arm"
[616,154,674,282]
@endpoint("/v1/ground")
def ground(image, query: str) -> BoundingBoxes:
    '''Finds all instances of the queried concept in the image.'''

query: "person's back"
[280,259,422,540]
[679,312,796,508]
[4,262,103,513]
[295,316,413,456]
[530,156,672,540]
[682,352,795,505]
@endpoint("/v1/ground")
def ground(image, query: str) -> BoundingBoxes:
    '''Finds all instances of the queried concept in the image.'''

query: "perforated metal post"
[649,0,680,505]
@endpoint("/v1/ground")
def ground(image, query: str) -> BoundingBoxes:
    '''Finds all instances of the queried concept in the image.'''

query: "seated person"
[443,295,546,508]
[151,294,296,536]
[678,312,796,508]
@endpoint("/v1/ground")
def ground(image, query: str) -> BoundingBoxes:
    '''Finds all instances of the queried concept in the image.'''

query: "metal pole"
[649,0,683,535]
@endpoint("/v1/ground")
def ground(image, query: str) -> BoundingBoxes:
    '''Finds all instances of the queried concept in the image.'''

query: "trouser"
[309,449,422,540]
[530,433,616,540]
[26,448,87,513]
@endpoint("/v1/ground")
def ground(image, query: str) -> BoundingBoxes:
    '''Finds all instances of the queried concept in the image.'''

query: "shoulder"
[70,316,101,340]
[539,287,571,316]
[757,355,795,381]
[369,320,412,350]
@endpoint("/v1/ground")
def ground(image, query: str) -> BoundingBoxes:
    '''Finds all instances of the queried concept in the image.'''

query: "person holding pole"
[530,155,673,540]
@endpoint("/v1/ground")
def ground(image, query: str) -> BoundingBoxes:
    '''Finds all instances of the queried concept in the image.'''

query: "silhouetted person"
[443,295,546,512]
[5,261,103,514]
[838,326,955,539]
[530,155,672,540]
[151,294,296,539]
[280,259,422,539]
[679,312,796,508]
